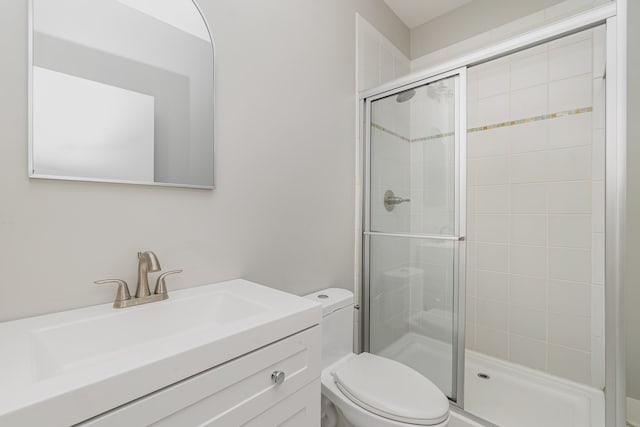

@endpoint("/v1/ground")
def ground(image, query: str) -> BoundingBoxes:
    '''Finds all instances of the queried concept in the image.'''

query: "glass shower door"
[363,70,466,403]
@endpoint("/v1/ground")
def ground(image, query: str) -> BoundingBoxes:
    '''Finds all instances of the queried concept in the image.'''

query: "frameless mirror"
[29,0,214,188]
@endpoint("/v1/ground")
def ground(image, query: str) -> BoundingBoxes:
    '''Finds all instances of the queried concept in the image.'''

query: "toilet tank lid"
[304,288,353,316]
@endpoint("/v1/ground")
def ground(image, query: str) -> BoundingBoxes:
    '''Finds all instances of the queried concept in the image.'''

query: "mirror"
[29,0,214,188]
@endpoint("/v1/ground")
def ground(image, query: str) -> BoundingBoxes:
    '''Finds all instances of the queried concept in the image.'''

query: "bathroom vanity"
[0,280,322,426]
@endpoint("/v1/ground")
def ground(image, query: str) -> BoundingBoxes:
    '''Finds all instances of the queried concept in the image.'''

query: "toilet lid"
[333,353,449,426]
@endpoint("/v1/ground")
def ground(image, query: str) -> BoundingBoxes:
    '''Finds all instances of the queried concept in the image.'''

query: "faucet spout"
[136,251,161,298]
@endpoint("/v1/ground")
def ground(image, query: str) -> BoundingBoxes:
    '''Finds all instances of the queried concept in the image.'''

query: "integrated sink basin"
[0,279,321,426]
[32,291,269,380]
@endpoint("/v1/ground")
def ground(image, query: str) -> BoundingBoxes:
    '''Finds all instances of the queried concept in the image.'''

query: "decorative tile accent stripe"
[467,107,593,133]
[371,123,452,143]
[371,106,593,143]
[411,132,455,143]
[371,123,410,142]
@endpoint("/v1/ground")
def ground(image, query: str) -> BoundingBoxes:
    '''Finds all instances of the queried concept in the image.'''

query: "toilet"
[305,288,450,427]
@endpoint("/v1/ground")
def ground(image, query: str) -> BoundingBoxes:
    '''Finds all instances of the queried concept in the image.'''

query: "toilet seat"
[333,353,449,426]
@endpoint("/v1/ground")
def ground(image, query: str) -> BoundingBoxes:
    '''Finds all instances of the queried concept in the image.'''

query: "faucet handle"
[154,270,182,296]
[95,279,132,302]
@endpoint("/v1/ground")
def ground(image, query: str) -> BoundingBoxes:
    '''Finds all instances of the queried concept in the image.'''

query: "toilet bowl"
[305,288,450,427]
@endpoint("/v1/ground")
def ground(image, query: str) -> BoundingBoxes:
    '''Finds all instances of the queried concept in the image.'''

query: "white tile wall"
[511,84,548,120]
[473,94,510,128]
[548,344,591,384]
[476,243,508,272]
[510,215,547,246]
[548,215,592,248]
[509,334,547,370]
[477,270,508,301]
[549,74,593,112]
[549,313,590,351]
[509,306,546,340]
[547,181,592,213]
[477,59,510,98]
[548,113,592,149]
[549,39,592,81]
[477,299,508,330]
[549,280,591,316]
[466,27,606,388]
[510,275,546,310]
[510,183,547,213]
[511,50,547,91]
[476,326,508,359]
[510,245,546,278]
[356,15,410,92]
[475,185,510,213]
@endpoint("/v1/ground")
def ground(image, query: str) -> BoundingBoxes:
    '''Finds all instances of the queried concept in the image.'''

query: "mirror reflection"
[30,0,214,188]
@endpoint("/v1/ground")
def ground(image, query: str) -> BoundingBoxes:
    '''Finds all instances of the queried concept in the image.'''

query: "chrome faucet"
[95,251,182,309]
[136,251,161,298]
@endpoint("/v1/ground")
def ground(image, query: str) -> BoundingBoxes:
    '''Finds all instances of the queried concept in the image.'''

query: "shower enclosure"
[359,4,624,426]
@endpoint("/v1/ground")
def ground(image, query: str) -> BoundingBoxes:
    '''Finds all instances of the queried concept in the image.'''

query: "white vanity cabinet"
[80,326,321,427]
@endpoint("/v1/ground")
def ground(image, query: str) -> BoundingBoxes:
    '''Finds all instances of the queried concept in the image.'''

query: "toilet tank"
[305,288,354,369]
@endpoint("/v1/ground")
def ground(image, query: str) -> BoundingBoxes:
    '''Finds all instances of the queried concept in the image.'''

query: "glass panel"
[370,76,457,235]
[368,234,457,399]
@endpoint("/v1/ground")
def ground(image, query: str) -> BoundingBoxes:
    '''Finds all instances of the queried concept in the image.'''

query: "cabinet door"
[80,326,320,426]
[241,379,320,427]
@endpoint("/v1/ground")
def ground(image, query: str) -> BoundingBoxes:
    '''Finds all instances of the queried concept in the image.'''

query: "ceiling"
[383,0,474,29]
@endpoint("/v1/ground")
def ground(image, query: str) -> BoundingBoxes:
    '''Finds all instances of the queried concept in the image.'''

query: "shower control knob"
[271,371,285,385]
[384,189,411,212]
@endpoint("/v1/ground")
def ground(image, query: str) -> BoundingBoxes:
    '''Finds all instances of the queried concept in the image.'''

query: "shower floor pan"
[379,332,604,427]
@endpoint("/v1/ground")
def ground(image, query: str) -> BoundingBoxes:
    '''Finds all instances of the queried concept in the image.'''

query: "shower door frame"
[361,66,468,406]
[357,2,626,424]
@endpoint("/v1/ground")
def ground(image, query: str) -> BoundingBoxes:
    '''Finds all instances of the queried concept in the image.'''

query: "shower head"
[395,88,416,103]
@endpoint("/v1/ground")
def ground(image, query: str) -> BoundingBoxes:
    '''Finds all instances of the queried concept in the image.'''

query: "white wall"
[0,0,409,322]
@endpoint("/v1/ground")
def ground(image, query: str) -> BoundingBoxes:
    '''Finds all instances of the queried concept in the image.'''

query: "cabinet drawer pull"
[271,371,285,385]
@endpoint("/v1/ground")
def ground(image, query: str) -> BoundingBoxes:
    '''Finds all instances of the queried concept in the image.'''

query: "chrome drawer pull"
[271,371,285,385]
